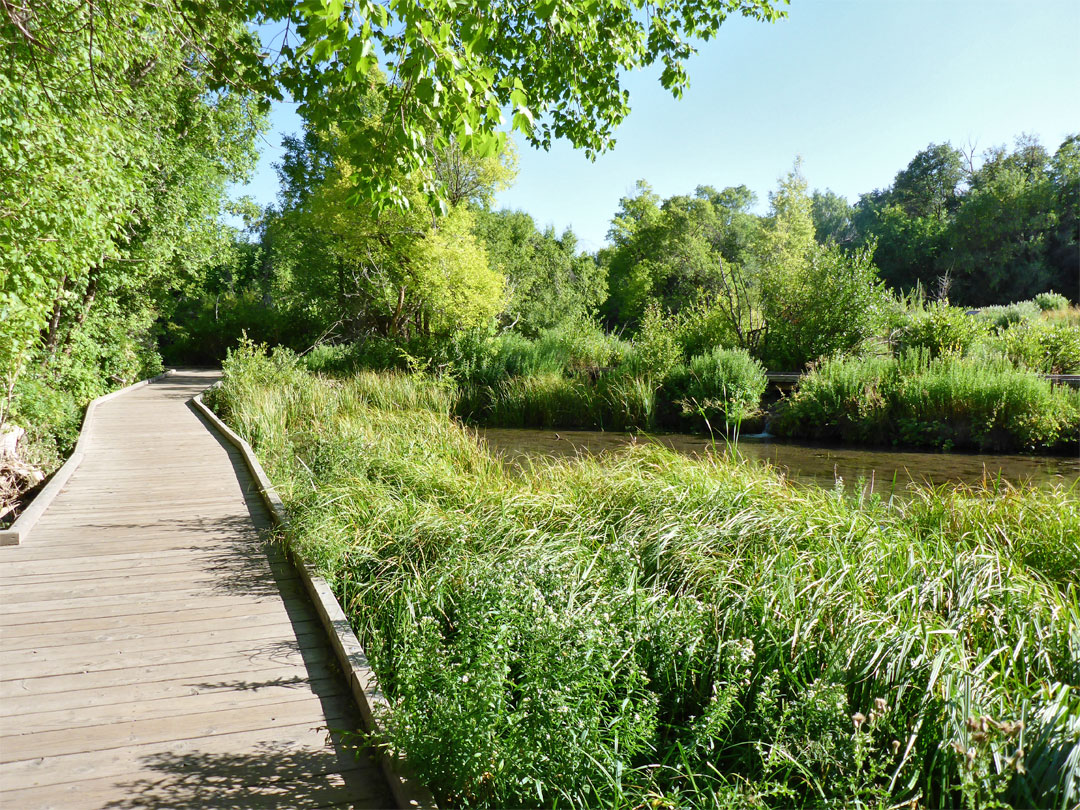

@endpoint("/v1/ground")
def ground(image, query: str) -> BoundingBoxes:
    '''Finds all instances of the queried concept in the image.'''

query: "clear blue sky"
[232,0,1080,251]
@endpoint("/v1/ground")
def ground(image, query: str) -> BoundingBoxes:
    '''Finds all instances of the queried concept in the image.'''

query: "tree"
[259,0,789,209]
[891,143,964,220]
[262,97,511,341]
[1,0,264,427]
[946,136,1058,304]
[811,189,856,245]
[473,210,606,335]
[601,182,763,328]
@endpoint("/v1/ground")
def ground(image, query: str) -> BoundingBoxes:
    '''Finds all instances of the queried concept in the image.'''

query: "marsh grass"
[774,351,1080,452]
[216,343,1080,809]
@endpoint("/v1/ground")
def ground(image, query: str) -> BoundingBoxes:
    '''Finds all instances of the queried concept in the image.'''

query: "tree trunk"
[42,275,69,356]
[61,267,100,357]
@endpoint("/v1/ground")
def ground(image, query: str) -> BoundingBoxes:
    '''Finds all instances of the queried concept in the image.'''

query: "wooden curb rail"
[190,386,437,810]
[0,369,176,546]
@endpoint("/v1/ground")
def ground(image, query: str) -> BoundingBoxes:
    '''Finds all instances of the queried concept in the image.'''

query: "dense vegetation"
[1,0,787,512]
[213,345,1080,809]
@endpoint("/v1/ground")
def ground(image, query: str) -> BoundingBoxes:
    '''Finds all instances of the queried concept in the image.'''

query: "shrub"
[672,298,739,359]
[900,302,988,358]
[760,242,889,370]
[1034,291,1070,312]
[990,320,1080,375]
[632,304,683,381]
[668,347,767,429]
[979,299,1041,329]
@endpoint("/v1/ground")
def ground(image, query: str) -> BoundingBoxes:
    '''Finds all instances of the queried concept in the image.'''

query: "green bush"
[1034,291,1070,312]
[990,320,1080,375]
[774,351,1080,451]
[979,300,1042,329]
[670,347,767,428]
[760,243,889,370]
[631,304,683,381]
[6,370,82,469]
[672,298,739,359]
[900,302,989,358]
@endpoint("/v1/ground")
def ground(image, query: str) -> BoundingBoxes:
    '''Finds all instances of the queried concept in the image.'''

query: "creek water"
[479,427,1080,493]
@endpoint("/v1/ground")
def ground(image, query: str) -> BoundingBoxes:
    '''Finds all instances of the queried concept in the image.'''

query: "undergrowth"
[214,343,1080,809]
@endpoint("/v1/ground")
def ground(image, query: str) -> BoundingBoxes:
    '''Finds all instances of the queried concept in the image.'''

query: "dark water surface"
[479,428,1080,493]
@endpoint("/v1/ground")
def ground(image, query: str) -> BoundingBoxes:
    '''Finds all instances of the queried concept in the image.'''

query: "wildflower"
[852,712,866,730]
[890,739,901,755]
[874,697,889,714]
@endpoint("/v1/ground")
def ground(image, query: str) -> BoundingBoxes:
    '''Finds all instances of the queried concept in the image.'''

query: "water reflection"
[479,427,1080,493]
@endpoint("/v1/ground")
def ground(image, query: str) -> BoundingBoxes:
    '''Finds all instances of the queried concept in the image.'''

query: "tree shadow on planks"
[102,738,392,809]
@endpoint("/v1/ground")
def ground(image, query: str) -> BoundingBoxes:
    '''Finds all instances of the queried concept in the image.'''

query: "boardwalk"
[0,371,393,809]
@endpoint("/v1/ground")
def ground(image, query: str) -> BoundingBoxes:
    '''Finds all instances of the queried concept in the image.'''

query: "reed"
[217,343,1080,809]
[774,351,1080,451]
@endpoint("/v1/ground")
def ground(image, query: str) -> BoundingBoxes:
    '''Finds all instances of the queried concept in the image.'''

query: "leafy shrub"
[632,304,683,381]
[900,302,989,358]
[671,347,767,428]
[1034,291,1070,312]
[6,370,82,468]
[760,243,889,370]
[990,320,1080,374]
[672,298,739,359]
[979,299,1042,329]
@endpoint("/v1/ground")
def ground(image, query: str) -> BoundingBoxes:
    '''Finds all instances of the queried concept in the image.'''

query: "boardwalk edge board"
[190,387,438,810]
[0,370,177,547]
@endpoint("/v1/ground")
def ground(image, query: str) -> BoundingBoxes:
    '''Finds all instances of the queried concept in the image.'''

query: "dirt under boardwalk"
[0,370,393,810]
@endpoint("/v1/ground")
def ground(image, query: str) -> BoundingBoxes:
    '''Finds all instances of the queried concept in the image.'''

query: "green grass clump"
[774,351,1080,452]
[217,344,1080,809]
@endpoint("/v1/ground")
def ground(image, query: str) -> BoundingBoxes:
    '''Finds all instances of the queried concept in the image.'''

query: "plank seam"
[0,369,176,546]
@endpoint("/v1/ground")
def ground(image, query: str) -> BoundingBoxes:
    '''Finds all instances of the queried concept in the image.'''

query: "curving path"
[0,370,393,809]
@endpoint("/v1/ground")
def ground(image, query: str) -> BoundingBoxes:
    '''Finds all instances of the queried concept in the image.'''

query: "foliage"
[1035,291,1071,312]
[899,302,989,358]
[853,135,1079,304]
[601,181,762,327]
[262,0,788,210]
[473,210,606,335]
[216,353,1080,809]
[979,300,1043,329]
[760,241,889,370]
[669,347,767,428]
[774,351,1080,451]
[0,0,264,456]
[988,320,1080,375]
[633,304,684,381]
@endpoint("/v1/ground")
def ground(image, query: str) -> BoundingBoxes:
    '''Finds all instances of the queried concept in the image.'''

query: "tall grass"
[774,351,1080,452]
[216,344,1080,809]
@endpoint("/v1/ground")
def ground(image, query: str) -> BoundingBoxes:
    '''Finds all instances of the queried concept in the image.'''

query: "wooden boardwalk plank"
[0,370,393,809]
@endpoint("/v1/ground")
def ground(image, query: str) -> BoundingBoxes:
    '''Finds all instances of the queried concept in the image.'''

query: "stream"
[479,427,1080,494]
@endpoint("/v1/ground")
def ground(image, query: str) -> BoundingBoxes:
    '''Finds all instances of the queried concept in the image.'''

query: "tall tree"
[1,0,264,423]
[474,210,606,335]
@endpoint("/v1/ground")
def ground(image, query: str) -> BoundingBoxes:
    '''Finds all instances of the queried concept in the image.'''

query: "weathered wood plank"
[0,370,393,808]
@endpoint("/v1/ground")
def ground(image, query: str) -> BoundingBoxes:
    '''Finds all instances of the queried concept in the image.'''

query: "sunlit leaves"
[262,0,787,209]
